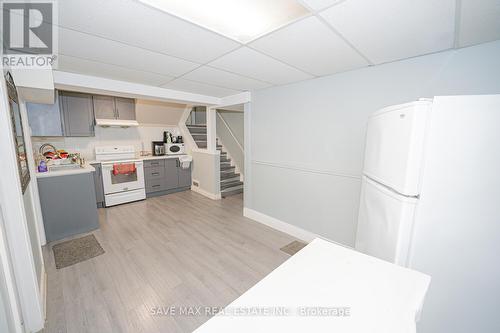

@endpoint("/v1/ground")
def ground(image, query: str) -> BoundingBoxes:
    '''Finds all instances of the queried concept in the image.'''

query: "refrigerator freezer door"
[355,176,418,266]
[363,101,431,196]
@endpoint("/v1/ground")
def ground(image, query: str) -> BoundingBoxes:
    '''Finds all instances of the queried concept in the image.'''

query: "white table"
[194,238,431,333]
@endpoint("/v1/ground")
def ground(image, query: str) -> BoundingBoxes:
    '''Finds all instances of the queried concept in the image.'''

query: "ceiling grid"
[54,0,499,97]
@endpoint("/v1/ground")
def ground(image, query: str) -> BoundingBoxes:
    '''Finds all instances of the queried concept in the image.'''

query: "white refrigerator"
[355,95,500,333]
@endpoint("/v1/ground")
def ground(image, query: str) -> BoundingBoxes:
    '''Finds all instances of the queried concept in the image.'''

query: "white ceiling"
[57,0,500,98]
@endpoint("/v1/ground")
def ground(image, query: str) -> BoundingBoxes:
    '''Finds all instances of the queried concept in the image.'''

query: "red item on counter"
[113,163,136,175]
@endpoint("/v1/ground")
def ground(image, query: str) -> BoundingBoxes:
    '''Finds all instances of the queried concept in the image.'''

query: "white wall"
[191,151,220,199]
[248,40,500,246]
[135,99,184,125]
[22,187,43,288]
[31,124,180,161]
[0,279,11,333]
[216,110,244,176]
[0,209,22,333]
[409,95,500,333]
[29,99,186,160]
[218,110,244,145]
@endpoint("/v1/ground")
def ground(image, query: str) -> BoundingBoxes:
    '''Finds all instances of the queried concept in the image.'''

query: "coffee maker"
[163,131,172,143]
[152,141,165,156]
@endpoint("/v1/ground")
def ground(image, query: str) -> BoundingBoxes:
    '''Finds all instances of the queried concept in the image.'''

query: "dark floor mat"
[53,234,104,269]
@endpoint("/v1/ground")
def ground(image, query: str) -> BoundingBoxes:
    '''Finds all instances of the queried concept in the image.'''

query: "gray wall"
[248,40,500,246]
[217,110,244,175]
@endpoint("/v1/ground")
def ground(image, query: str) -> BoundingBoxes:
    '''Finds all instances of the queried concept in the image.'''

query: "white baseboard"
[191,186,221,200]
[243,207,319,242]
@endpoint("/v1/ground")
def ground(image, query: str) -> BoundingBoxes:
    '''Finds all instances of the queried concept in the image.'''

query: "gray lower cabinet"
[144,158,191,197]
[38,173,99,242]
[60,91,95,137]
[177,160,192,188]
[90,163,105,208]
[164,159,179,190]
[144,160,165,194]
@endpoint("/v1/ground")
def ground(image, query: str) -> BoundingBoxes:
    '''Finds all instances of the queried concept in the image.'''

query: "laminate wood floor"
[42,191,296,333]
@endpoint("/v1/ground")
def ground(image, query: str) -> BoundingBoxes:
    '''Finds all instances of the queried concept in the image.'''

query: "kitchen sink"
[48,164,82,172]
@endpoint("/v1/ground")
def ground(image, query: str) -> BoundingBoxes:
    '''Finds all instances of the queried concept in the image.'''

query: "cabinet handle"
[151,162,159,166]
[152,184,161,188]
[114,99,119,119]
[152,172,160,176]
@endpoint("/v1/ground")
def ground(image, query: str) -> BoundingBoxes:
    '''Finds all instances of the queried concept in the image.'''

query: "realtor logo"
[1,0,58,69]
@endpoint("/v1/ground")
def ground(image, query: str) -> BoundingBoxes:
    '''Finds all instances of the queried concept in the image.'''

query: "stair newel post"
[206,107,217,153]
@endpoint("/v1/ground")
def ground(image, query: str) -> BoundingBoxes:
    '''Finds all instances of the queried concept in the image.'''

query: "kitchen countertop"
[36,164,96,179]
[194,238,431,333]
[141,154,187,161]
[88,154,188,164]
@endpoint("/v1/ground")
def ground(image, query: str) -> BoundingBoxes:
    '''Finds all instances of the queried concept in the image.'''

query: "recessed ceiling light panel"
[139,0,309,43]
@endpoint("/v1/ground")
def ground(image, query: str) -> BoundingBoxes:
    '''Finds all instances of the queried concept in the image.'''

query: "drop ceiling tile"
[320,0,456,64]
[58,0,241,64]
[208,47,313,85]
[161,78,241,98]
[59,28,199,77]
[300,0,343,11]
[57,55,174,86]
[459,0,500,47]
[139,0,309,43]
[249,16,368,76]
[181,66,271,91]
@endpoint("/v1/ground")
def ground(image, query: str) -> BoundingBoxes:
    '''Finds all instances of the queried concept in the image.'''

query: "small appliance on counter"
[163,131,172,144]
[152,141,166,156]
[163,131,183,144]
[166,143,185,155]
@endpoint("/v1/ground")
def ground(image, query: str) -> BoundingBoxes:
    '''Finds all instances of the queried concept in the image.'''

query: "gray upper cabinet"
[115,97,136,120]
[92,95,116,119]
[60,91,95,137]
[93,95,136,120]
[26,91,64,137]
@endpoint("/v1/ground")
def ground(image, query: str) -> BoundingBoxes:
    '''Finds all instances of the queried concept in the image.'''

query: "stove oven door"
[101,161,145,194]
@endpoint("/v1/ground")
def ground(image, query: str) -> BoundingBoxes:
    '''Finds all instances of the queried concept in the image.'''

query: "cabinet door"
[178,163,191,188]
[91,163,105,207]
[144,166,166,193]
[164,159,179,190]
[93,95,116,119]
[60,92,95,137]
[115,97,136,120]
[26,91,64,136]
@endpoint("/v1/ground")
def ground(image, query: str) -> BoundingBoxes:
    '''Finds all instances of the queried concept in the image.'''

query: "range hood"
[95,119,139,128]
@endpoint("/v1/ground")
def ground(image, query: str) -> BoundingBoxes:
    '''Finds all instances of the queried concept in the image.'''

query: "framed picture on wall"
[6,72,30,193]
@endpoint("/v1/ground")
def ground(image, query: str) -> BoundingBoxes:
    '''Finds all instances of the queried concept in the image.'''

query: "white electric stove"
[95,146,146,207]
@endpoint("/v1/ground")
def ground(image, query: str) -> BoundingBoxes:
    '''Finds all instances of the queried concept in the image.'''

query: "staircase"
[187,124,244,198]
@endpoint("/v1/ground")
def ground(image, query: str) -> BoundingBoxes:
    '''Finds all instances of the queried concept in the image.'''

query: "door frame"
[0,73,45,332]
